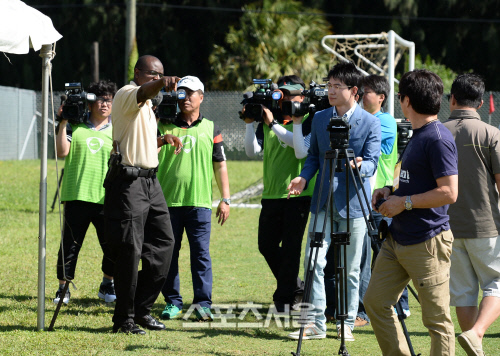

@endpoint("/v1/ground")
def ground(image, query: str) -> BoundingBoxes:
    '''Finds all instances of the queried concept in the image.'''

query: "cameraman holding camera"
[54,80,117,305]
[287,62,381,341]
[243,75,315,313]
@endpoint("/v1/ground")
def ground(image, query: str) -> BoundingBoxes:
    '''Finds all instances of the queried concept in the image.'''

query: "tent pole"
[38,43,53,331]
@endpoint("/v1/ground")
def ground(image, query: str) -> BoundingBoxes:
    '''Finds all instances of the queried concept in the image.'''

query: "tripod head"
[327,115,350,150]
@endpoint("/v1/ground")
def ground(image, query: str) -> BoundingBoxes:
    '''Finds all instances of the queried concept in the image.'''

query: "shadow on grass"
[0,294,35,302]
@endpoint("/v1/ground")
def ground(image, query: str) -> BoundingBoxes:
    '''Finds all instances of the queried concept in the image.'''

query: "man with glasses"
[54,80,117,305]
[243,75,314,314]
[104,55,181,334]
[287,62,381,341]
[157,76,230,322]
[364,69,457,355]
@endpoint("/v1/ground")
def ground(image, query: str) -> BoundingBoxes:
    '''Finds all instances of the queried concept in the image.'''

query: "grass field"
[0,159,499,355]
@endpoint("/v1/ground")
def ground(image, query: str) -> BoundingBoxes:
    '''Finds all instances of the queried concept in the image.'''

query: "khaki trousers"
[364,230,455,356]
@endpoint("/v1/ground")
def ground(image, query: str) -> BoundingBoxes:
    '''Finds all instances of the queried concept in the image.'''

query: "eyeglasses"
[137,68,164,78]
[96,97,112,106]
[327,83,353,91]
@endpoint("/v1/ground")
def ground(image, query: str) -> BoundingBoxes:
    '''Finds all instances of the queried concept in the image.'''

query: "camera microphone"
[60,94,67,105]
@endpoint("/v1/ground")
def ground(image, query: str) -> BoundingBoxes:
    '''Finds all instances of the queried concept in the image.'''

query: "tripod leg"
[48,281,70,331]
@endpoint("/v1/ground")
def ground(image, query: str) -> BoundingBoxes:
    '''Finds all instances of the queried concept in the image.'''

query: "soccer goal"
[321,30,415,117]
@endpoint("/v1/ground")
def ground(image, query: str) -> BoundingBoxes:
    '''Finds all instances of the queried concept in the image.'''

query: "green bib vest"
[374,133,398,190]
[263,115,316,199]
[157,119,214,209]
[60,123,113,204]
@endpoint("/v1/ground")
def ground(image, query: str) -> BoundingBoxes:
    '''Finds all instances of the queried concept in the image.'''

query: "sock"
[102,277,113,286]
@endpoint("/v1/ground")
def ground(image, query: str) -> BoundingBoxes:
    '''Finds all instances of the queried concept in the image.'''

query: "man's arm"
[136,76,180,105]
[55,121,71,157]
[213,161,230,226]
[377,175,458,218]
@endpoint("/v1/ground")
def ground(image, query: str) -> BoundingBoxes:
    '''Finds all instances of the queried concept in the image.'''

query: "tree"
[208,0,333,91]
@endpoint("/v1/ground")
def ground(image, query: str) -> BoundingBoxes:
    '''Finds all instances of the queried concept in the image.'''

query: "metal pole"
[91,41,99,83]
[38,43,53,331]
[387,30,396,117]
[125,0,136,84]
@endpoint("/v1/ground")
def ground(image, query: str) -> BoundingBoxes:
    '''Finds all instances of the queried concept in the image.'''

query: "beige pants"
[364,230,455,356]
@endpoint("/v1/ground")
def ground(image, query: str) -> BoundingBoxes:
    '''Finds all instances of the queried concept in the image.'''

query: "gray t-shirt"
[444,109,500,239]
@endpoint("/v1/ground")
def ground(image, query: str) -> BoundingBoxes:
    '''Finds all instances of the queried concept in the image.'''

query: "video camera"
[240,79,283,121]
[61,83,96,124]
[281,80,330,117]
[157,89,186,124]
[396,119,412,155]
[327,115,350,149]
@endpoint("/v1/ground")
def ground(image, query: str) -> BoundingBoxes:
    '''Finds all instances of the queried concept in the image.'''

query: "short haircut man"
[364,69,458,355]
[444,73,500,356]
[243,73,313,314]
[287,61,381,341]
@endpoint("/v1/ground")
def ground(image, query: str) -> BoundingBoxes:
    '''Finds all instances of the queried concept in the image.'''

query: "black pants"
[258,197,311,305]
[56,200,114,281]
[104,174,174,326]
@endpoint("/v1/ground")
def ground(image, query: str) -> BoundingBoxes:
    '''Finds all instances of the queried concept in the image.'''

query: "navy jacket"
[300,104,381,218]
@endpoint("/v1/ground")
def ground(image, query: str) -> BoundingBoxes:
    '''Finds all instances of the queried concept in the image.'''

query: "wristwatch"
[404,195,413,210]
[268,119,278,129]
[220,198,231,205]
[161,135,167,144]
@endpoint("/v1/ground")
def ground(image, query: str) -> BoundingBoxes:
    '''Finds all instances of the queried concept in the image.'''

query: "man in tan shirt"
[104,55,181,334]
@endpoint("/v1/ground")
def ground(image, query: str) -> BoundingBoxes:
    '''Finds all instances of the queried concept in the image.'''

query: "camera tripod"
[292,147,420,356]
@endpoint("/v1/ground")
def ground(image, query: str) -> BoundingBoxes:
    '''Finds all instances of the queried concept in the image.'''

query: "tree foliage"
[208,0,333,91]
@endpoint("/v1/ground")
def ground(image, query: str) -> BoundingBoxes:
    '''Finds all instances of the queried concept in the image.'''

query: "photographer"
[364,70,457,355]
[104,55,181,335]
[157,76,230,322]
[244,75,314,313]
[287,62,381,341]
[54,80,117,305]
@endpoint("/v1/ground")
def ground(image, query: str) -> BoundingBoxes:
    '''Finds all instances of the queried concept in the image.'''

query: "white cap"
[178,75,204,93]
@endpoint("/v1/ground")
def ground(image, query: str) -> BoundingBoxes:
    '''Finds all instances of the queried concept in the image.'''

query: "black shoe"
[113,322,146,335]
[134,315,166,330]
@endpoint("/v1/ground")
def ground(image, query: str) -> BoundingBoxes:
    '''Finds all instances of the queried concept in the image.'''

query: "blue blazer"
[300,104,381,218]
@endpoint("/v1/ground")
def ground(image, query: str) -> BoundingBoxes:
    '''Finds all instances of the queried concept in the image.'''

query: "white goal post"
[321,30,415,117]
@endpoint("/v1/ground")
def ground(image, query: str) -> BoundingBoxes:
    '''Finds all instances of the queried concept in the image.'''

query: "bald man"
[104,55,181,334]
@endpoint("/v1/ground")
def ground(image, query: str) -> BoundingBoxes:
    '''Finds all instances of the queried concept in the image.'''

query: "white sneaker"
[337,325,355,341]
[287,323,326,340]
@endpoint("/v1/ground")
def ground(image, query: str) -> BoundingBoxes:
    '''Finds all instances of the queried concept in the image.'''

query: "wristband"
[161,135,167,144]
[268,119,278,129]
[384,185,393,194]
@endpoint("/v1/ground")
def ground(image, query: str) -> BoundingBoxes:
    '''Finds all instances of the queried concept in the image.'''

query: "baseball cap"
[177,75,204,93]
[277,79,304,92]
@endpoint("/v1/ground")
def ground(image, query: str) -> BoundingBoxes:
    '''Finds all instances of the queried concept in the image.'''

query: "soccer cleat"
[160,303,182,320]
[53,286,71,305]
[194,306,214,322]
[98,283,116,303]
[287,323,326,340]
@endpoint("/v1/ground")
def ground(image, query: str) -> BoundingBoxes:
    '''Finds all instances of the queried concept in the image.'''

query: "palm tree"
[209,0,333,90]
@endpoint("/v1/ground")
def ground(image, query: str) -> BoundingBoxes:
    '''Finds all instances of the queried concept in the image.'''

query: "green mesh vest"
[262,115,316,199]
[374,133,398,190]
[60,123,113,204]
[157,119,214,209]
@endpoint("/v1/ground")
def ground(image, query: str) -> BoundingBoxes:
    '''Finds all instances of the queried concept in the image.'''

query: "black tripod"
[293,147,378,356]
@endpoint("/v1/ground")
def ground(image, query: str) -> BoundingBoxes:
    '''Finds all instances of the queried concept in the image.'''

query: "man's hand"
[162,76,180,91]
[377,195,405,218]
[241,105,255,124]
[371,187,391,209]
[287,177,306,199]
[262,107,274,126]
[350,157,363,169]
[292,115,304,124]
[216,201,229,226]
[164,134,183,154]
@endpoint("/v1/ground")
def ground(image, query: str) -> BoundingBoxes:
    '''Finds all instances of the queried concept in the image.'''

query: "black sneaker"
[53,287,70,305]
[98,283,116,303]
[113,322,146,335]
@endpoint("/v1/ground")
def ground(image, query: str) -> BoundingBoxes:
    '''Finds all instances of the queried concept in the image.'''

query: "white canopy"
[0,0,62,54]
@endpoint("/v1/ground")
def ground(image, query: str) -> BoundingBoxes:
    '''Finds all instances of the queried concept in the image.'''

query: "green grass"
[0,160,499,355]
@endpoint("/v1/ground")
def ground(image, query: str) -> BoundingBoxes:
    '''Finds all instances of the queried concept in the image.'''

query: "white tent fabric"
[0,0,62,54]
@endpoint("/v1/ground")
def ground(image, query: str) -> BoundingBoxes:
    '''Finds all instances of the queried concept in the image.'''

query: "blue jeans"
[305,207,365,332]
[161,207,212,309]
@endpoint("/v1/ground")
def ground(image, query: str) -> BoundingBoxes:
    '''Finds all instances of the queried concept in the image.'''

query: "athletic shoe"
[194,306,214,322]
[160,303,182,320]
[287,323,326,340]
[98,283,116,303]
[53,286,70,305]
[458,330,485,356]
[337,324,355,341]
